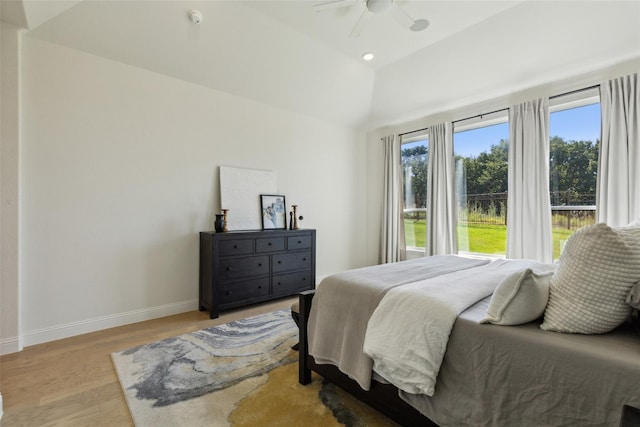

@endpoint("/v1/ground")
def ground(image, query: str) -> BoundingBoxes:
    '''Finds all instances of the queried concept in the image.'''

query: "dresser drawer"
[218,239,254,256]
[218,255,269,280]
[272,251,311,273]
[288,235,312,250]
[219,278,270,305]
[272,270,313,295]
[255,237,285,253]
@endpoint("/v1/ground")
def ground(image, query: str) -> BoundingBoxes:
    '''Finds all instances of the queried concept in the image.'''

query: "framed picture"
[260,194,287,230]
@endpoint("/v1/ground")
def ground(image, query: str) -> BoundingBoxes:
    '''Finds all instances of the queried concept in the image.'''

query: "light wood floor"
[0,297,297,426]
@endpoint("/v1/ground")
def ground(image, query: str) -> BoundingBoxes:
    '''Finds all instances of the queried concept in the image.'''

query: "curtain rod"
[452,107,508,125]
[398,83,600,138]
[398,107,508,137]
[549,84,599,100]
[399,127,428,137]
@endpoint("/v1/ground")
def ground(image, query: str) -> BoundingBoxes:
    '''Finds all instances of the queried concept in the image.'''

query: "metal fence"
[404,191,596,230]
[549,191,596,229]
[458,192,507,226]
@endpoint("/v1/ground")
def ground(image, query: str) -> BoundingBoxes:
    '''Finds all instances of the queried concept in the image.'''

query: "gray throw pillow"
[541,223,640,334]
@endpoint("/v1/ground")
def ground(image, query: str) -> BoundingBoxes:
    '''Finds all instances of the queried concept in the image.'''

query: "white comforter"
[307,255,489,390]
[363,258,554,396]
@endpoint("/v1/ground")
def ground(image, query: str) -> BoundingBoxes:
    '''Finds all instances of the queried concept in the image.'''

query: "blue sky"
[405,103,602,158]
[549,102,601,142]
[455,103,601,157]
[454,123,509,158]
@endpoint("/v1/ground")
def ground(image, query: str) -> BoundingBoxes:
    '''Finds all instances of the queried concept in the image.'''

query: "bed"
[297,223,640,427]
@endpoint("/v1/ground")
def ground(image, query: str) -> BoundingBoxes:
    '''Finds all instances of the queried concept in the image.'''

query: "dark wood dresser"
[199,229,316,318]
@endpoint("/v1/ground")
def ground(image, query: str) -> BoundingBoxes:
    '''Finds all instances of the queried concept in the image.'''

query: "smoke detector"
[189,10,203,24]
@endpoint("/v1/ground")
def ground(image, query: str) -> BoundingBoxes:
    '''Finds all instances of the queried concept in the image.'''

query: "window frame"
[400,131,429,253]
[548,88,600,259]
[453,112,509,257]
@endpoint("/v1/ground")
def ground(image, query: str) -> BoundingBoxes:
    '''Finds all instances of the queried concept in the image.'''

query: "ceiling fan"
[313,0,429,38]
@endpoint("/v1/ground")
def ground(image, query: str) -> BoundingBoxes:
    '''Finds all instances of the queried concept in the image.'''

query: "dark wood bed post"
[298,290,315,385]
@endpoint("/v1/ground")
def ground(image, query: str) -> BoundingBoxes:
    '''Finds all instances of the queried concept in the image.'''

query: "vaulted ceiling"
[2,0,640,130]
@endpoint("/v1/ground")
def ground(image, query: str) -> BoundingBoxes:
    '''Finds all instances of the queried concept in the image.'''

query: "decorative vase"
[214,214,225,233]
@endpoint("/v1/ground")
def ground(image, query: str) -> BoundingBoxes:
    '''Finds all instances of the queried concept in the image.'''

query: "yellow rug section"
[230,362,399,427]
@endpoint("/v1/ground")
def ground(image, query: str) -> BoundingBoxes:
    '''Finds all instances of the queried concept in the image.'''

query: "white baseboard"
[0,392,3,420]
[20,299,199,349]
[0,335,23,355]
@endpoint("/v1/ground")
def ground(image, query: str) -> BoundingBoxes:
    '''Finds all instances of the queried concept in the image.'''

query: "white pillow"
[481,268,553,325]
[541,223,640,334]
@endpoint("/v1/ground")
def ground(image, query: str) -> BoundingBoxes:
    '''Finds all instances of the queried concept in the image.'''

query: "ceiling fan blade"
[349,8,371,38]
[313,0,358,12]
[390,2,415,29]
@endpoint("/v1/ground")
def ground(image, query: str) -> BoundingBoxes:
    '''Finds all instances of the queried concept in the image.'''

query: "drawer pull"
[234,245,238,249]
[303,277,306,281]
[303,258,307,261]
[297,240,302,244]
[258,285,262,289]
[268,242,272,246]
[226,291,232,296]
[278,260,282,264]
[258,263,262,267]
[277,282,282,286]
[226,267,232,271]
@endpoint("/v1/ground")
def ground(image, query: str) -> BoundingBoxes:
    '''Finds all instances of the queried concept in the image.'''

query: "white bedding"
[363,258,556,396]
[307,255,489,390]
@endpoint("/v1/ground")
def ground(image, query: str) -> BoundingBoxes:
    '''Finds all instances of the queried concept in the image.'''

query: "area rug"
[111,309,398,426]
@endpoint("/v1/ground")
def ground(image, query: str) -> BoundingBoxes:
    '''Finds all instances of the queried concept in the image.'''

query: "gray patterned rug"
[111,309,298,426]
[112,309,398,427]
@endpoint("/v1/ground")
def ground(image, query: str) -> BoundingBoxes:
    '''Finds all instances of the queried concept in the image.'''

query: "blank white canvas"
[220,166,277,231]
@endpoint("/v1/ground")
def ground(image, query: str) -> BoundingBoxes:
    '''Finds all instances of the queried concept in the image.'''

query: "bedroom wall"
[14,36,368,348]
[1,23,22,355]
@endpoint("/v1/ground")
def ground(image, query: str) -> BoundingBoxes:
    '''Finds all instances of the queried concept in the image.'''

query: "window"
[401,132,428,249]
[399,87,600,258]
[454,114,509,256]
[549,90,600,259]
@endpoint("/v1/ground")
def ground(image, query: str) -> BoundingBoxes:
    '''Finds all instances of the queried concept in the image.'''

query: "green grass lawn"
[404,220,577,260]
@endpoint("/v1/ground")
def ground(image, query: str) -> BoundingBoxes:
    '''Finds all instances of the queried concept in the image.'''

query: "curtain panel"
[425,123,458,256]
[506,98,553,263]
[381,135,406,263]
[597,73,640,227]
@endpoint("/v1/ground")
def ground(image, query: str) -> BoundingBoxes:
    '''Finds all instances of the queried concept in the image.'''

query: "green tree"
[458,139,509,195]
[549,136,598,204]
[402,144,428,208]
[402,136,598,212]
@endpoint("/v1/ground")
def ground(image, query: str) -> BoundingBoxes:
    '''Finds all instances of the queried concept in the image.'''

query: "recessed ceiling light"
[362,52,374,61]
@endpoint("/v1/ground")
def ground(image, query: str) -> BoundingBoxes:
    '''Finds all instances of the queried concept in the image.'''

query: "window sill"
[404,248,505,261]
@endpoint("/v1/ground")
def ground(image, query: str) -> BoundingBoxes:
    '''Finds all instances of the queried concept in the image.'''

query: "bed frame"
[297,290,438,427]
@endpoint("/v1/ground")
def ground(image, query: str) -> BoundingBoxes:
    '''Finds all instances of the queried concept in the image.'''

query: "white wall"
[1,23,22,355]
[17,37,368,347]
[370,1,640,128]
[25,0,375,129]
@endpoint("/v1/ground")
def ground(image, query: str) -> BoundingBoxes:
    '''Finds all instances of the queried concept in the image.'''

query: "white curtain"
[597,73,639,227]
[381,135,406,263]
[426,123,457,256]
[506,98,553,263]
